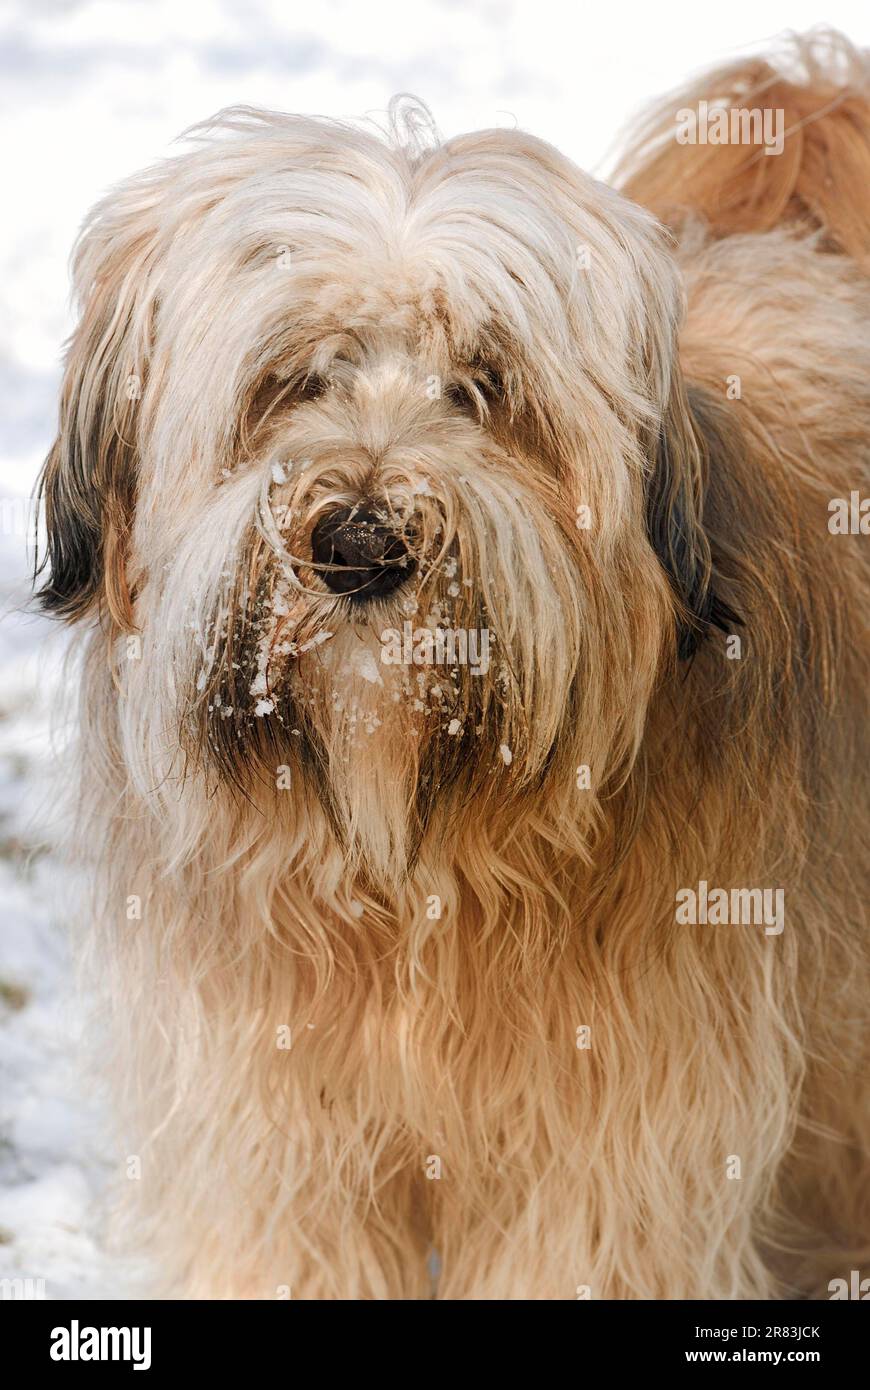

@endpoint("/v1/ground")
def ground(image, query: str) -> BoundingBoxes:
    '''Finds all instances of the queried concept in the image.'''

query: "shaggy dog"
[39,30,870,1298]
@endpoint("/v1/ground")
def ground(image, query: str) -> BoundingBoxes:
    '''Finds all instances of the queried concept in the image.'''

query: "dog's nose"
[311,504,415,598]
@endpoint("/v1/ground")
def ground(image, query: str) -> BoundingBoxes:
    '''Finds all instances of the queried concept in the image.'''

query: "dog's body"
[42,32,870,1298]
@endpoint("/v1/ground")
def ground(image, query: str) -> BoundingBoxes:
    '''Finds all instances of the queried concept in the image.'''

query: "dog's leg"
[111,1014,434,1300]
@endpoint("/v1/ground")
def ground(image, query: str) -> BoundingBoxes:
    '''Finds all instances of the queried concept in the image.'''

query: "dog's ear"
[36,192,160,628]
[646,371,739,660]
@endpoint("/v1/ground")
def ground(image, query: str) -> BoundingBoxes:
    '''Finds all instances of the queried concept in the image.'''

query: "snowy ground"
[0,522,126,1298]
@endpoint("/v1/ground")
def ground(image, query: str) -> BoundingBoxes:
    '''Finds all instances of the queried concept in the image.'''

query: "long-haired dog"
[39,30,870,1298]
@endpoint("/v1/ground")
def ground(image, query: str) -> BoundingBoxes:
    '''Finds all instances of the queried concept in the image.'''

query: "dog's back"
[617,29,870,265]
[618,29,870,1295]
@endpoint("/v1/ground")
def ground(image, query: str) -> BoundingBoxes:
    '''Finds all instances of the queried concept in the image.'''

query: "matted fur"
[39,31,870,1298]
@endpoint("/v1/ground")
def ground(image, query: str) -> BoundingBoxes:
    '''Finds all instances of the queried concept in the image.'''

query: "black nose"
[310,504,415,598]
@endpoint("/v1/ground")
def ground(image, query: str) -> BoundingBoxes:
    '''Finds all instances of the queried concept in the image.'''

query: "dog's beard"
[136,434,589,892]
[290,630,442,886]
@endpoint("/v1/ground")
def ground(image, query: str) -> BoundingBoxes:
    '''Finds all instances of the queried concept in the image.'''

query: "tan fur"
[40,32,870,1298]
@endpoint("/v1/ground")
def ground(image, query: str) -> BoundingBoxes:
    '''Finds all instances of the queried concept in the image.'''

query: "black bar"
[3,1296,866,1374]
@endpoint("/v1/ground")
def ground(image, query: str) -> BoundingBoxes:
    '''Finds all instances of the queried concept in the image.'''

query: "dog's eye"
[445,370,506,416]
[445,382,477,413]
[298,373,328,401]
[476,369,505,404]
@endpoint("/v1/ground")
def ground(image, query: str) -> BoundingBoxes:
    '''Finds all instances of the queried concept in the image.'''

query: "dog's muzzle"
[311,502,416,599]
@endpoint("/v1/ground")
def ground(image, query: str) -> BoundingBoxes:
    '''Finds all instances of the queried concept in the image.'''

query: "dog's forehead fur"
[119,110,678,448]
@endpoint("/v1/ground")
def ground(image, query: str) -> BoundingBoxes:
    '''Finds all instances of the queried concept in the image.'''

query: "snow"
[346,646,382,685]
[0,524,128,1298]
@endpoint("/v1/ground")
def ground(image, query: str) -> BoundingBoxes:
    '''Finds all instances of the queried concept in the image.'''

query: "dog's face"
[40,107,723,889]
